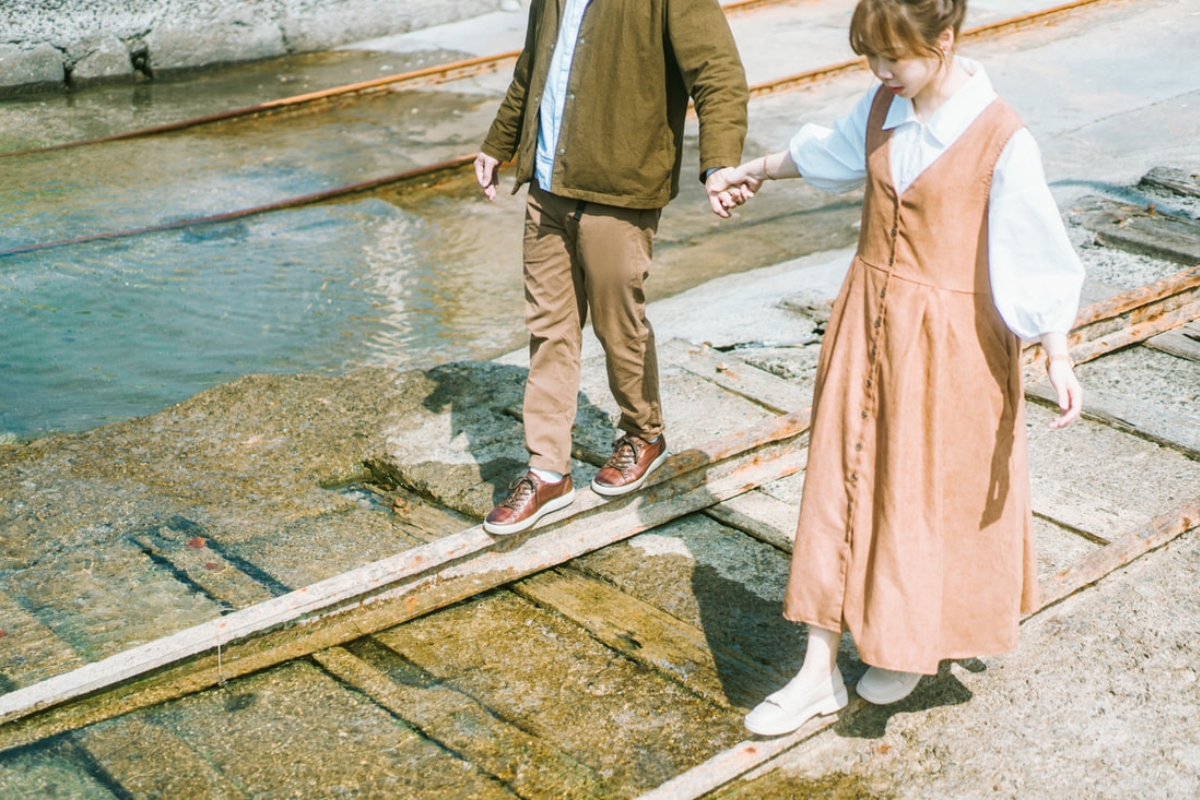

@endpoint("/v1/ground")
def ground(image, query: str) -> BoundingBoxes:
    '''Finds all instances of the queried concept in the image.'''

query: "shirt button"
[568,93,575,100]
[557,147,565,155]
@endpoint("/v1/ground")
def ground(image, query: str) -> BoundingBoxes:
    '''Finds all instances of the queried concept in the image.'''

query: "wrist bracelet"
[762,155,776,181]
[1045,353,1074,369]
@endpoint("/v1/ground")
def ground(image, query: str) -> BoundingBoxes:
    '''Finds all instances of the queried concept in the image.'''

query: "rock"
[146,12,286,72]
[69,35,133,86]
[0,43,65,94]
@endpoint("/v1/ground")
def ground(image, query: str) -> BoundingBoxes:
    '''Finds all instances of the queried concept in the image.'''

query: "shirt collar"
[881,57,998,145]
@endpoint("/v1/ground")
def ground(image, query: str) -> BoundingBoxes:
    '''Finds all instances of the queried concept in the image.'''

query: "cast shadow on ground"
[410,360,613,517]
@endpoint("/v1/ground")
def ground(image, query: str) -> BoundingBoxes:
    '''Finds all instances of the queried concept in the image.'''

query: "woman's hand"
[1040,332,1082,429]
[705,167,752,217]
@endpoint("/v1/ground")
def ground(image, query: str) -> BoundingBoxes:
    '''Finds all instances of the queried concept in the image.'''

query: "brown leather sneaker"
[591,434,668,497]
[483,472,575,535]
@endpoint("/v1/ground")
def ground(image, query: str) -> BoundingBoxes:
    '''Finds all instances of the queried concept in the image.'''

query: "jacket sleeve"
[666,0,750,180]
[480,0,541,162]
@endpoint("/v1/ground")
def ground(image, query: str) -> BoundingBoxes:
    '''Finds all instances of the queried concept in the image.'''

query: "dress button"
[888,256,894,265]
[861,410,869,419]
[890,228,898,237]
[880,288,886,298]
[866,379,873,388]
[874,317,881,327]
[850,472,858,482]
[870,347,876,357]
[855,443,863,452]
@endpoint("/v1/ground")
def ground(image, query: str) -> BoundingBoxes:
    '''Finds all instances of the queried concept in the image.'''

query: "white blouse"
[788,58,1084,339]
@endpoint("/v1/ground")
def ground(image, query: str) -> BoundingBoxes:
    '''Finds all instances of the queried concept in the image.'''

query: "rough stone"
[146,13,287,71]
[0,43,65,92]
[0,0,502,94]
[69,35,134,85]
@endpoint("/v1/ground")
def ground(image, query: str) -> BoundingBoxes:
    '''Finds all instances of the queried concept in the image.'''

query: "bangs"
[849,0,944,59]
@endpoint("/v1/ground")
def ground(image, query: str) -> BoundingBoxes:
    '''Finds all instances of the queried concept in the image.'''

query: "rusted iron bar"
[1035,502,1200,612]
[747,0,1119,98]
[1022,264,1200,382]
[0,409,810,753]
[0,154,479,260]
[0,0,796,160]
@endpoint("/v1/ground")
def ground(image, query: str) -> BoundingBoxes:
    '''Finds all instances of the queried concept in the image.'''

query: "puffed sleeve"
[787,85,877,193]
[988,129,1085,340]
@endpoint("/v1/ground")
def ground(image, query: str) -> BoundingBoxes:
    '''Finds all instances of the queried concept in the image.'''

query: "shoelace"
[605,436,642,476]
[498,475,538,509]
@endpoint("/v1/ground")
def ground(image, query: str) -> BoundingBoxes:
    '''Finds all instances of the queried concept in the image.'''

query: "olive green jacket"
[480,0,749,209]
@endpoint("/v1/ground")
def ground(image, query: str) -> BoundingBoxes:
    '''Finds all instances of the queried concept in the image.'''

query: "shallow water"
[0,48,860,442]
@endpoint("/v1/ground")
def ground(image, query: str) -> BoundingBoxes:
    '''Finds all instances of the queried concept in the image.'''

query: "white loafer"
[855,666,922,705]
[744,668,849,736]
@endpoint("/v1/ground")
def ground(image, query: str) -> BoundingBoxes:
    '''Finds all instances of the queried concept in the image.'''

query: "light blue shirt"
[535,0,592,192]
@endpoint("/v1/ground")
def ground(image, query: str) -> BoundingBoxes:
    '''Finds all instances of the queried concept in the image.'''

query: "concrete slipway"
[1,0,1200,797]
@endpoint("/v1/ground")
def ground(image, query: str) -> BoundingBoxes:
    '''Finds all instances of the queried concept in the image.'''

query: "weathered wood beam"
[513,567,786,711]
[1139,166,1200,199]
[1069,196,1200,265]
[660,339,811,416]
[1145,320,1200,363]
[0,410,810,752]
[1026,382,1200,461]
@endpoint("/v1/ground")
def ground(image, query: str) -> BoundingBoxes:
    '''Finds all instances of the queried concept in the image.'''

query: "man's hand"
[705,167,752,218]
[474,152,501,201]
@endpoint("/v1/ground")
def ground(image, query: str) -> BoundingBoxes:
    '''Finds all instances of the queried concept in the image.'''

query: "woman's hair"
[849,0,967,60]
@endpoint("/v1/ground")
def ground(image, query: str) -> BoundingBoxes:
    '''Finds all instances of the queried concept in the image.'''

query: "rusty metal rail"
[0,0,792,161]
[0,0,1128,262]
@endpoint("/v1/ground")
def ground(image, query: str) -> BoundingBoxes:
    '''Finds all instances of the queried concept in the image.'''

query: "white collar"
[881,57,998,145]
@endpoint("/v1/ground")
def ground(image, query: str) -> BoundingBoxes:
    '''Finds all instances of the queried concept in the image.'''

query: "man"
[475,0,749,535]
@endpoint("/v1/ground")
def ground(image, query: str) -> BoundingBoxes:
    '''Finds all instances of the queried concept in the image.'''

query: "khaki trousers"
[522,184,663,474]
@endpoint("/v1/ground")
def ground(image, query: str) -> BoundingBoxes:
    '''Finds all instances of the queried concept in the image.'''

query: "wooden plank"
[312,645,612,800]
[1022,265,1200,382]
[1035,501,1200,612]
[513,567,779,711]
[634,700,865,800]
[131,529,275,611]
[704,490,798,554]
[0,411,809,752]
[1027,381,1200,461]
[659,339,810,415]
[1068,196,1200,264]
[75,717,249,799]
[1139,166,1200,199]
[1145,320,1200,362]
[0,589,85,689]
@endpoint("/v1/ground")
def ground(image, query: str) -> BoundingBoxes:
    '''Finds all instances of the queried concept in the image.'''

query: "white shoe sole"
[590,449,669,497]
[744,684,849,737]
[483,488,575,536]
[855,668,922,705]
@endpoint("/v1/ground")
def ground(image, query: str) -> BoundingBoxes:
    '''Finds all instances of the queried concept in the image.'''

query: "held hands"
[474,152,500,201]
[705,166,759,218]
